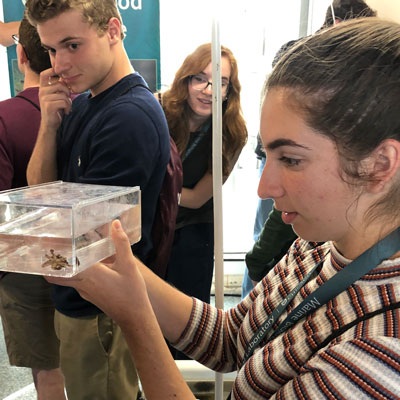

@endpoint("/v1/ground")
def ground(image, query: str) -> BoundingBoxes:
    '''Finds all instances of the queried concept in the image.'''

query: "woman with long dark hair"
[52,18,400,399]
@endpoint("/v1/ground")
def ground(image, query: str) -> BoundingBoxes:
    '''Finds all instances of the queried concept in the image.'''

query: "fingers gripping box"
[0,181,141,277]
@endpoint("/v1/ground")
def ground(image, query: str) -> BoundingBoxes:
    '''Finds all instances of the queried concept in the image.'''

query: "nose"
[202,83,213,95]
[52,51,71,76]
[257,158,284,200]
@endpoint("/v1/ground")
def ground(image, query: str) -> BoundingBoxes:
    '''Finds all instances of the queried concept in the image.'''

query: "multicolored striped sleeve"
[172,296,254,373]
[272,336,400,399]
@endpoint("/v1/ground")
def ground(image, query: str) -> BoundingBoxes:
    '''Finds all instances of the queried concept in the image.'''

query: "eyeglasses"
[11,34,19,46]
[11,34,33,61]
[190,74,230,96]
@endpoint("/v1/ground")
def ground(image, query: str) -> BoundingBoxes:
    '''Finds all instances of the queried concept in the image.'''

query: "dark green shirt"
[245,207,297,281]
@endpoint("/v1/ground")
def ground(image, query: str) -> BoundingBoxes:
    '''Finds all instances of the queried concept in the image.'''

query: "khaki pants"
[0,273,59,369]
[54,311,139,400]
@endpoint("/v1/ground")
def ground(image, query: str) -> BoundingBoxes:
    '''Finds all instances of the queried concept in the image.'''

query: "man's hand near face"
[39,67,72,132]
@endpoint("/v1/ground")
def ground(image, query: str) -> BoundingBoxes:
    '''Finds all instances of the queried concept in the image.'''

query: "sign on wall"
[3,0,161,96]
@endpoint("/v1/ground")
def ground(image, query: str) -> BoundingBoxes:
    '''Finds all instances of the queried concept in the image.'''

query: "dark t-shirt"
[175,125,213,229]
[54,73,170,317]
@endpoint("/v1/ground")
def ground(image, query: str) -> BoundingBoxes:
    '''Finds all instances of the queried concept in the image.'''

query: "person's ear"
[16,43,28,65]
[107,17,121,44]
[365,139,400,193]
[16,43,28,74]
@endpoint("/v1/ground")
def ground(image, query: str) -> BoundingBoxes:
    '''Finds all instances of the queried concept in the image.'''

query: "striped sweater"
[174,239,400,399]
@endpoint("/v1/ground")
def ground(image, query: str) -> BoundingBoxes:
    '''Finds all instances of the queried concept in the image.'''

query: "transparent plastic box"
[0,181,141,277]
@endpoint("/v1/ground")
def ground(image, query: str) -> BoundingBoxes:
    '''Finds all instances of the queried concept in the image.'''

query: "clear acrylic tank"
[0,181,141,277]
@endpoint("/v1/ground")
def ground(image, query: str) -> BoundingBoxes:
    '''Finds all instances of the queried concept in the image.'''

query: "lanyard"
[243,227,400,364]
[182,120,211,162]
[243,256,323,362]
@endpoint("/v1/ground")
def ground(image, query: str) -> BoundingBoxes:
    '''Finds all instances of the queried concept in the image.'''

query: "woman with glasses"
[158,43,247,334]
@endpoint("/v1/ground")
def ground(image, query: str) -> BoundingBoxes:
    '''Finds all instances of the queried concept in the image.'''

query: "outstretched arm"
[0,21,20,47]
[48,220,195,399]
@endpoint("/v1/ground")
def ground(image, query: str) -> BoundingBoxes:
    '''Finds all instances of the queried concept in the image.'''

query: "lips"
[198,98,212,105]
[62,75,80,85]
[281,211,298,224]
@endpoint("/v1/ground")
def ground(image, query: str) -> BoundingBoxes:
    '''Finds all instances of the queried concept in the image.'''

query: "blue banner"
[3,0,160,96]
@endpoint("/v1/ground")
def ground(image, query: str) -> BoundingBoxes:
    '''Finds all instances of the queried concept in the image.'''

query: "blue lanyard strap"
[243,257,323,362]
[182,120,211,162]
[243,227,400,364]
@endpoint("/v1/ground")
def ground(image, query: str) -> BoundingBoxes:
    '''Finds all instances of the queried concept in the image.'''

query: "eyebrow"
[60,36,82,43]
[266,138,311,151]
[42,36,82,49]
[197,71,230,81]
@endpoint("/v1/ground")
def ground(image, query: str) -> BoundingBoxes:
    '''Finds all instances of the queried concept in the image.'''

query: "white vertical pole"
[299,0,311,37]
[211,15,224,400]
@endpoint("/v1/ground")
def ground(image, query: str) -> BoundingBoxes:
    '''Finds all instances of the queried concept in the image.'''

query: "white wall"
[309,0,400,34]
[366,0,400,22]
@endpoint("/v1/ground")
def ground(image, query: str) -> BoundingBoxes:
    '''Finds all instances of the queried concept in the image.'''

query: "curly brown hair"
[25,0,124,39]
[161,43,248,176]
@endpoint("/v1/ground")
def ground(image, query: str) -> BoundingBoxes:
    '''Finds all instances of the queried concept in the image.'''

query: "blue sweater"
[54,73,170,317]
